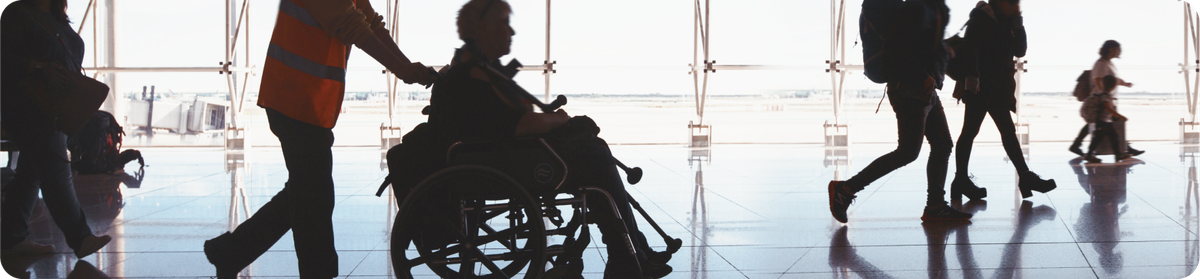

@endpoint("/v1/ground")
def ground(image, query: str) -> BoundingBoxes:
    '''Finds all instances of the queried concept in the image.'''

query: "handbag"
[21,6,109,135]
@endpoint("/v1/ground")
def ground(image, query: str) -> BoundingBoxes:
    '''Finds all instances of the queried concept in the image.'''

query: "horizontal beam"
[83,67,256,73]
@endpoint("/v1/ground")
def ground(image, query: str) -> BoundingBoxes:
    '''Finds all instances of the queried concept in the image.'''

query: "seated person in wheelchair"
[427,0,672,277]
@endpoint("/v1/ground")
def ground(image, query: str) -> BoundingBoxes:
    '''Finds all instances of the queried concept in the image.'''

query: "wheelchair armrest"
[447,138,568,193]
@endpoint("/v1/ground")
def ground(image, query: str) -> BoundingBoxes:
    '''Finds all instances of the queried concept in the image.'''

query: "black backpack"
[1073,70,1093,101]
[860,0,904,84]
[67,111,144,175]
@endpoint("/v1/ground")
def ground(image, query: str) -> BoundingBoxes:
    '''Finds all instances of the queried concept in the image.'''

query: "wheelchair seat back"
[447,138,567,195]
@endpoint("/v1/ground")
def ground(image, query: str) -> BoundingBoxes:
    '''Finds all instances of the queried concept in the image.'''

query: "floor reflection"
[1069,157,1137,275]
[689,148,709,279]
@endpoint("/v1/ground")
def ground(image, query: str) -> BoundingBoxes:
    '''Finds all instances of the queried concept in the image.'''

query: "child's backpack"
[1079,92,1108,123]
[67,111,144,175]
[1073,70,1093,101]
[860,0,904,84]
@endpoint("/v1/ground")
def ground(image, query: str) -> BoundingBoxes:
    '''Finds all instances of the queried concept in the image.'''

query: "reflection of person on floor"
[953,0,1056,200]
[1071,158,1134,275]
[1,0,112,261]
[429,1,671,277]
[923,201,986,279]
[829,0,972,223]
[201,0,435,278]
[828,226,894,279]
[1082,75,1130,163]
[993,200,1056,279]
[1070,40,1144,157]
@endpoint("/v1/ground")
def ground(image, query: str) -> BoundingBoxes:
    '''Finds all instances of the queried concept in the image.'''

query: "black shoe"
[1128,147,1145,156]
[640,261,673,278]
[950,174,987,201]
[204,232,240,279]
[645,250,672,265]
[921,202,973,222]
[1068,145,1084,156]
[1018,171,1057,199]
[828,181,856,223]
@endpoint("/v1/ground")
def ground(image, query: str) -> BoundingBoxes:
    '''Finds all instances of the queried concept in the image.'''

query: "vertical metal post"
[104,0,117,122]
[544,0,553,102]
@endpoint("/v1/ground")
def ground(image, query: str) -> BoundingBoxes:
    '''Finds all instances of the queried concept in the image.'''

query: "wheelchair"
[386,137,678,278]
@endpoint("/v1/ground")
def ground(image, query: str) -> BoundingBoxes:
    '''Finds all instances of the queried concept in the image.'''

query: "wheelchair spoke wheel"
[391,166,547,279]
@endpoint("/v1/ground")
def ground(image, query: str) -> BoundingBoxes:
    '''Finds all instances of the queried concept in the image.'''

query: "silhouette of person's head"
[989,0,1020,17]
[457,0,514,61]
[1102,75,1118,93]
[1100,40,1122,59]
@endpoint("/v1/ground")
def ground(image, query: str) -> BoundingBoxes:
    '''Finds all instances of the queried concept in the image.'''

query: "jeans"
[1,116,96,252]
[223,108,337,278]
[1087,122,1123,157]
[955,97,1030,174]
[845,82,953,206]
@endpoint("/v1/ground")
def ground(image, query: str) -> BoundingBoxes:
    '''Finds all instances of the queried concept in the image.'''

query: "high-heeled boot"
[950,173,987,201]
[1018,171,1057,198]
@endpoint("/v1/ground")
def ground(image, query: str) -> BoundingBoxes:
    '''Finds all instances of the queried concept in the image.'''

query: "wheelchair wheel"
[391,165,547,279]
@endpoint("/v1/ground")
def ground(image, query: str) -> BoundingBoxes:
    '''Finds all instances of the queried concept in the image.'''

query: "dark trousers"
[224,109,337,278]
[1087,122,1123,157]
[1072,122,1134,152]
[554,135,644,278]
[955,99,1030,175]
[1,117,95,252]
[845,83,953,206]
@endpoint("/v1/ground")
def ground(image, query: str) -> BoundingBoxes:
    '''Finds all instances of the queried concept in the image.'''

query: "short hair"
[457,0,512,42]
[1102,75,1118,92]
[988,0,1019,5]
[1099,40,1121,57]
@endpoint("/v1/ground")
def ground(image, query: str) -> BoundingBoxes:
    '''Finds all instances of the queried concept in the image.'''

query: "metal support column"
[1182,1,1200,144]
[824,0,858,147]
[223,0,255,152]
[689,0,713,147]
[1014,59,1031,147]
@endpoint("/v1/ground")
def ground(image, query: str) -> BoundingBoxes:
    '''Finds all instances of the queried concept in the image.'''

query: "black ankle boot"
[950,174,987,201]
[1018,171,1057,199]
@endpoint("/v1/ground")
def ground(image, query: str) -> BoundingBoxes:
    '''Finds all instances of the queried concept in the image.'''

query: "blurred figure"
[1082,75,1129,163]
[201,0,435,278]
[953,0,1056,200]
[830,0,971,223]
[1069,40,1143,157]
[1,0,111,260]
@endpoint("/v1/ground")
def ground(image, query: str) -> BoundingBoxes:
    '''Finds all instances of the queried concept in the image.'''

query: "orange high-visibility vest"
[257,0,355,128]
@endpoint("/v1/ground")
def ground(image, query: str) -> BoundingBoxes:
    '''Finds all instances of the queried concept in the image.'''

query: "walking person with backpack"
[829,0,972,223]
[951,0,1056,200]
[0,0,112,260]
[200,0,435,278]
[1068,40,1143,157]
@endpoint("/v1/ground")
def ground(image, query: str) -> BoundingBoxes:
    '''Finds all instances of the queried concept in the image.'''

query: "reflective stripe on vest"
[257,0,353,128]
[266,43,346,83]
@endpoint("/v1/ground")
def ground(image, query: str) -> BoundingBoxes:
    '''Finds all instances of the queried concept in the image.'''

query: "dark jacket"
[428,47,526,142]
[886,0,950,90]
[961,5,1027,110]
[1,2,86,130]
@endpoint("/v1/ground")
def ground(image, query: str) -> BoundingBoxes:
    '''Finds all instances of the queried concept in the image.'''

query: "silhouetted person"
[1069,40,1143,157]
[1071,157,1135,275]
[427,1,671,277]
[1082,75,1129,163]
[1,0,111,260]
[829,0,971,223]
[202,0,434,278]
[953,0,1056,200]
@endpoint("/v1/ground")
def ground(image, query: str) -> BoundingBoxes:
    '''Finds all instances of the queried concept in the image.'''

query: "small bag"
[21,6,109,135]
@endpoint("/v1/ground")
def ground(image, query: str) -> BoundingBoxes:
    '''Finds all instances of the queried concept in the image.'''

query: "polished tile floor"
[2,141,1199,278]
